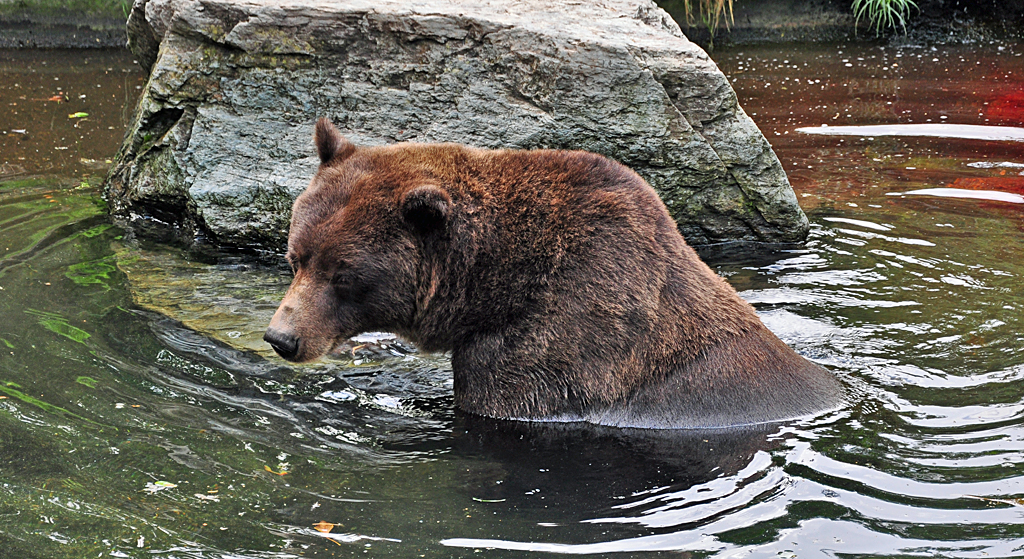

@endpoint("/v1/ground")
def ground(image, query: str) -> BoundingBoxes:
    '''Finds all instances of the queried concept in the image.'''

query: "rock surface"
[105,0,809,249]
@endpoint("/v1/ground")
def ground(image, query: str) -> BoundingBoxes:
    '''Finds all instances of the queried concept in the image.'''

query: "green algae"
[0,381,95,423]
[66,256,118,289]
[75,376,99,388]
[25,309,92,344]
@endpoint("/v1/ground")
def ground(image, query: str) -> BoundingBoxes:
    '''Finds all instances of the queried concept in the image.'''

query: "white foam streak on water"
[441,532,730,554]
[741,287,922,308]
[757,309,836,343]
[443,481,1024,555]
[790,442,1024,501]
[792,481,1024,525]
[778,268,889,286]
[898,402,1024,428]
[870,363,1024,389]
[832,227,937,246]
[443,437,1024,555]
[444,520,1022,557]
[883,425,1024,468]
[868,249,942,269]
[723,519,1024,559]
[890,188,1024,204]
[796,123,1024,142]
[584,469,787,528]
[906,451,1024,469]
[967,161,1024,169]
[585,452,778,527]
[822,217,893,231]
[350,331,397,343]
[445,490,802,554]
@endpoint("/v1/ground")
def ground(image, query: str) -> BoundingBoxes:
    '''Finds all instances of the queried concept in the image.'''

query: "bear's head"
[263,118,451,362]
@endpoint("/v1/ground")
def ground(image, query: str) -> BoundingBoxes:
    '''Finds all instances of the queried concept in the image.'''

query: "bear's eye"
[330,268,351,286]
[286,252,309,275]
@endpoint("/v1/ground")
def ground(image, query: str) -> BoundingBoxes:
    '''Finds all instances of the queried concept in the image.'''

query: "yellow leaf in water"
[313,521,335,533]
[68,112,89,119]
[967,495,1024,507]
[264,465,288,476]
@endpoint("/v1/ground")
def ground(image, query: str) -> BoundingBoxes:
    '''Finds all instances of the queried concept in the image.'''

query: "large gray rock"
[105,0,809,249]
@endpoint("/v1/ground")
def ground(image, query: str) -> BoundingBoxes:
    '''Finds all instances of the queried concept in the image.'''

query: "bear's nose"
[264,328,300,361]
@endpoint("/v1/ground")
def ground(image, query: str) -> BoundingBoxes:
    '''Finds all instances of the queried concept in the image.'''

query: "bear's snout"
[264,328,300,361]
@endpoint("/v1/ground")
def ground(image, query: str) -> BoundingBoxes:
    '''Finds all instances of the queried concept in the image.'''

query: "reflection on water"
[0,49,143,178]
[797,123,1024,141]
[2,41,1024,557]
[893,188,1024,203]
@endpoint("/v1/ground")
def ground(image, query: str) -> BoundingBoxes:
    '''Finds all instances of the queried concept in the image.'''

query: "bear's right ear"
[401,185,450,233]
[314,117,355,165]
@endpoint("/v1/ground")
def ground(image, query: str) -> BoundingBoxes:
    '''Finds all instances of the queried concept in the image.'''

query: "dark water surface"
[1,41,1023,558]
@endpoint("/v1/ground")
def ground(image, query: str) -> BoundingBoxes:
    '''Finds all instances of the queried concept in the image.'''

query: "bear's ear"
[314,117,355,165]
[401,185,450,233]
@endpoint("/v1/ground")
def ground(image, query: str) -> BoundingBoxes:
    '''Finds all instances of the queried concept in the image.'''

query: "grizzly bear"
[264,118,842,429]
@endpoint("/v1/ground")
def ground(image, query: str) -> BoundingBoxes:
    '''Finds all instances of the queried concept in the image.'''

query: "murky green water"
[2,41,1024,558]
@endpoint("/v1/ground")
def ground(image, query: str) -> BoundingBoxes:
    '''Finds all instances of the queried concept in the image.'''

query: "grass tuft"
[679,0,734,49]
[852,0,919,35]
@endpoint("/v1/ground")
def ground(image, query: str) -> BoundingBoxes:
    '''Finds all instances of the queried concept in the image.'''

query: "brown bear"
[264,118,843,429]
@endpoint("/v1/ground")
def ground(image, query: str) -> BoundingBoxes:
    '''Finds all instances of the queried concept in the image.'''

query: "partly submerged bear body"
[264,119,842,429]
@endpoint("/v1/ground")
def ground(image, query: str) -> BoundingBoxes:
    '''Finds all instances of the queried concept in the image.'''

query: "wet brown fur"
[266,118,842,429]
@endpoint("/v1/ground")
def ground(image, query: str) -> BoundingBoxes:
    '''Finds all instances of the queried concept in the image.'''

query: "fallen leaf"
[143,481,177,493]
[313,521,335,533]
[472,497,507,503]
[264,465,288,476]
[967,495,1024,507]
[68,112,89,119]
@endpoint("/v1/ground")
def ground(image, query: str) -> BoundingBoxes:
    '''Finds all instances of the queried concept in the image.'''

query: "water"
[1,41,1023,558]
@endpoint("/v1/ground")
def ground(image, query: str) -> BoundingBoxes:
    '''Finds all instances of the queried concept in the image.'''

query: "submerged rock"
[114,243,421,365]
[105,0,809,249]
[112,243,455,427]
[114,244,288,358]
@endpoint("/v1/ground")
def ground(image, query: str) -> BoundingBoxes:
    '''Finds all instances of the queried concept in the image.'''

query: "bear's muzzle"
[264,328,300,361]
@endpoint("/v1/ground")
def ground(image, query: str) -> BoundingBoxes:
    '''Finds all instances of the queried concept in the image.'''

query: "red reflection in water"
[713,42,1024,217]
[949,177,1024,195]
[987,90,1024,125]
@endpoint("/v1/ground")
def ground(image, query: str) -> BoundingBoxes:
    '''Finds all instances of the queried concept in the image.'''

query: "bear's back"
[358,142,843,427]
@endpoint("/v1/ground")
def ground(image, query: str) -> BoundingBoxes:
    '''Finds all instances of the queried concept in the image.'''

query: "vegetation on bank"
[0,0,131,20]
[3,0,919,33]
[666,0,919,46]
[852,0,918,34]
